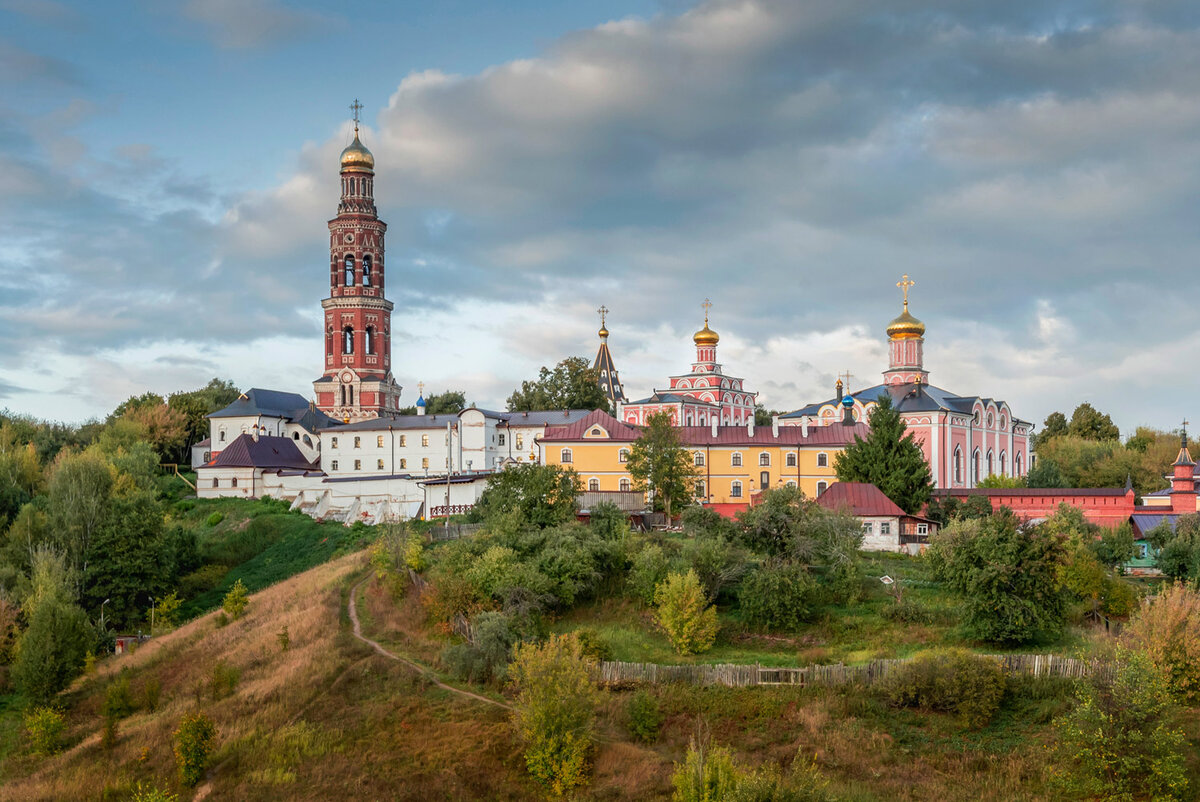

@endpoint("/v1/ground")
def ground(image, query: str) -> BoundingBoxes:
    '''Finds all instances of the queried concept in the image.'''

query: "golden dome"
[598,325,609,339]
[887,305,925,340]
[339,133,374,171]
[693,322,719,346]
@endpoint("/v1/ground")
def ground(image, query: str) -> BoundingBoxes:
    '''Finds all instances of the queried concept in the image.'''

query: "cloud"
[181,0,334,49]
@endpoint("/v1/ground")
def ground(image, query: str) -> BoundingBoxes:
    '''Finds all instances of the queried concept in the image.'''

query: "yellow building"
[540,410,865,515]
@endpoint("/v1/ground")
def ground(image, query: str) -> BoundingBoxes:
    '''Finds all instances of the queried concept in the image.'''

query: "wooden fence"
[596,652,1114,689]
[428,522,485,542]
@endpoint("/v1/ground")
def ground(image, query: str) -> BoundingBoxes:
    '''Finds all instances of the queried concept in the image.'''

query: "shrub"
[881,598,935,625]
[1051,646,1187,800]
[441,611,517,684]
[403,531,427,572]
[627,689,663,743]
[174,711,217,786]
[277,625,290,652]
[130,784,178,802]
[672,732,739,802]
[155,591,182,632]
[222,579,249,619]
[629,544,670,606]
[206,511,224,527]
[142,676,162,711]
[882,649,1005,728]
[179,564,228,598]
[209,660,240,699]
[214,612,229,628]
[101,715,118,749]
[683,535,748,603]
[1126,582,1200,702]
[574,628,612,663]
[103,670,135,719]
[23,706,65,755]
[510,634,600,795]
[655,570,719,655]
[421,573,485,633]
[739,562,815,632]
[83,650,97,674]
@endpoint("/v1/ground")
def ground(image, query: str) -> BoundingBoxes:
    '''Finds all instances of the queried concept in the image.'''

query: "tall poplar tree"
[625,412,696,521]
[833,395,933,514]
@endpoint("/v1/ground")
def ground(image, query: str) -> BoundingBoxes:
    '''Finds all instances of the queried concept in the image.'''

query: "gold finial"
[838,370,854,392]
[702,298,712,325]
[350,98,363,134]
[417,381,425,396]
[598,305,608,327]
[897,274,915,310]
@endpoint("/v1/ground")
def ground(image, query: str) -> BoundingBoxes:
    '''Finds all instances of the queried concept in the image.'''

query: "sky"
[1,0,1199,436]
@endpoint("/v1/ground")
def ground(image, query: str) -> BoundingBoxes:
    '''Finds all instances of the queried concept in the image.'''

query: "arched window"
[972,449,980,484]
[362,255,372,287]
[212,477,218,488]
[731,452,742,467]
[954,446,963,484]
[786,452,797,467]
[619,477,631,491]
[365,327,375,355]
[730,480,743,498]
[1014,452,1023,476]
[219,428,226,443]
[987,449,994,476]
[560,448,573,464]
[231,477,238,488]
[999,450,1007,476]
[817,452,828,468]
[344,255,355,286]
[293,432,300,440]
[816,480,827,495]
[694,451,705,466]
[759,452,770,467]
[760,471,770,488]
[618,448,629,463]
[343,326,354,354]
[588,478,600,492]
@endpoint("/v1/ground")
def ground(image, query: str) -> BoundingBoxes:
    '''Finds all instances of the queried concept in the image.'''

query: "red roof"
[540,410,643,442]
[539,410,868,447]
[815,482,905,517]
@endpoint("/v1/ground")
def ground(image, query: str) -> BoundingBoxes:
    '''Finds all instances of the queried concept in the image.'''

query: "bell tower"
[313,100,402,422]
[882,274,930,386]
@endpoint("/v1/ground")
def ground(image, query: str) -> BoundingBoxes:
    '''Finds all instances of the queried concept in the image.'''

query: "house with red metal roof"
[815,482,939,553]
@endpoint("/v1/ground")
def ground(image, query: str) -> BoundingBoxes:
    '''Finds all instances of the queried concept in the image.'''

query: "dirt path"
[347,575,512,711]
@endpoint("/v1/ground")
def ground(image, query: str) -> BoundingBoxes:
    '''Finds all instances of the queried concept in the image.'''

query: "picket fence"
[595,652,1114,689]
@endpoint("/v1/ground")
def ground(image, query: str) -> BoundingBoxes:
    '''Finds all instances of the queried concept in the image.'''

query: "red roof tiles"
[815,482,906,517]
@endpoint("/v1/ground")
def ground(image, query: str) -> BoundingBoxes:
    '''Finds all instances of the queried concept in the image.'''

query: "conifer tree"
[833,395,932,514]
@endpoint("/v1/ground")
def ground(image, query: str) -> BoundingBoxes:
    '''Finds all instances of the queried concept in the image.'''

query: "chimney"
[835,378,843,403]
[801,416,809,437]
[711,418,718,438]
[747,418,754,438]
[771,415,779,438]
[252,427,259,442]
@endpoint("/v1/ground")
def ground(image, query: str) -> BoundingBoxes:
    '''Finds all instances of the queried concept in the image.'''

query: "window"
[377,459,384,470]
[730,481,742,498]
[343,326,354,354]
[731,452,742,467]
[987,449,994,476]
[972,449,980,484]
[786,480,797,488]
[987,412,994,427]
[786,452,797,467]
[619,477,631,491]
[362,255,372,286]
[516,435,524,450]
[344,255,354,286]
[230,477,238,487]
[760,471,770,488]
[399,458,407,469]
[377,435,384,447]
[421,434,429,447]
[499,433,506,446]
[422,457,429,469]
[861,521,872,533]
[695,480,706,497]
[561,448,573,463]
[999,450,1007,476]
[759,452,770,467]
[331,437,339,448]
[693,451,704,466]
[293,432,300,440]
[817,452,828,468]
[954,446,963,484]
[588,478,600,491]
[973,410,980,424]
[350,460,359,470]
[219,429,226,443]
[917,523,929,535]
[880,522,891,535]
[212,478,218,488]
[331,460,339,471]
[354,436,361,449]
[1137,543,1149,559]
[365,327,375,355]
[399,435,406,447]
[1014,452,1023,476]
[816,480,828,495]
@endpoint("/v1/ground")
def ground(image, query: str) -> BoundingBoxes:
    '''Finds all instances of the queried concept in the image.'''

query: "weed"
[209,660,240,700]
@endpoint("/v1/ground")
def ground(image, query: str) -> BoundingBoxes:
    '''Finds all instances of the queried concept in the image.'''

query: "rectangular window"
[730,482,742,498]
[499,433,506,446]
[231,477,237,488]
[399,435,407,447]
[422,435,429,447]
[377,459,384,470]
[377,435,384,448]
[354,436,361,449]
[1137,543,1148,559]
[731,453,742,467]
[399,458,407,469]
[516,435,524,450]
[354,460,361,470]
[880,522,891,535]
[422,457,429,469]
[331,460,339,471]
[862,522,873,533]
[212,478,218,488]
[331,437,339,448]
[917,523,929,535]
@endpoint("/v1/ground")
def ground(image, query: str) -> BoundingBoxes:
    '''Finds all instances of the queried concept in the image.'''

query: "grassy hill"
[7,550,1194,800]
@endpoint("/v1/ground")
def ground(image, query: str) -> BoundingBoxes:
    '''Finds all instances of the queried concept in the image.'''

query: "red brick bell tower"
[313,101,402,422]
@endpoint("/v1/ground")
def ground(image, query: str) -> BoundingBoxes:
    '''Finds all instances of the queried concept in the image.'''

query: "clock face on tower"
[341,371,354,383]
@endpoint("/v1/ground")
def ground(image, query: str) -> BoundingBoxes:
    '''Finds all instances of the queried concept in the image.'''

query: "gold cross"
[897,274,915,308]
[838,371,854,391]
[350,99,363,132]
[702,298,712,324]
[417,381,425,396]
[597,305,608,328]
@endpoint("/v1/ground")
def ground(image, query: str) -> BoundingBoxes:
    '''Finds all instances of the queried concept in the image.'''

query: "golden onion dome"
[693,322,720,346]
[339,133,375,172]
[887,305,925,340]
[598,324,609,339]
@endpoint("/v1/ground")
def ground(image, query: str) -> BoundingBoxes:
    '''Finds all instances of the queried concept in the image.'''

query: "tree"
[975,474,1026,488]
[1126,582,1200,703]
[174,712,217,787]
[928,508,1068,644]
[168,378,240,458]
[471,463,580,528]
[123,403,190,462]
[506,357,610,413]
[12,547,92,701]
[510,634,600,795]
[834,395,932,514]
[82,490,167,628]
[398,389,466,416]
[107,392,165,425]
[753,405,781,427]
[1036,411,1069,447]
[46,451,114,578]
[1067,402,1120,441]
[625,411,696,521]
[1025,457,1070,488]
[654,570,719,655]
[222,579,249,619]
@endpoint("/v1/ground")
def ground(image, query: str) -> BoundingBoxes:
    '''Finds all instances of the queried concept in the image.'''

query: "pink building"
[780,277,1033,489]
[619,301,757,426]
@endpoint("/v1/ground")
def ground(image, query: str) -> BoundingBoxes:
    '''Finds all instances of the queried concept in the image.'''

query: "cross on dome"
[350,98,363,132]
[597,305,609,338]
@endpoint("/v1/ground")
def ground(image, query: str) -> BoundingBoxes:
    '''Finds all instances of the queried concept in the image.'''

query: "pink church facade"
[780,281,1033,490]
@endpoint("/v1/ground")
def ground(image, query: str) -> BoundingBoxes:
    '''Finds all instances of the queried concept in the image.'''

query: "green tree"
[655,570,719,655]
[928,508,1068,644]
[46,451,114,578]
[1126,582,1200,703]
[168,378,240,458]
[173,712,217,787]
[625,411,696,521]
[471,463,580,528]
[107,391,165,425]
[1036,411,1069,447]
[398,389,467,416]
[834,395,933,514]
[222,579,249,619]
[975,474,1026,488]
[12,548,93,701]
[1067,402,1120,441]
[506,356,610,413]
[82,490,167,628]
[510,634,600,795]
[1025,457,1070,488]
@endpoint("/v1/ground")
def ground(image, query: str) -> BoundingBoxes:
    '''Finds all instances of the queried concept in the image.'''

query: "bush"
[1051,646,1187,800]
[222,579,249,619]
[574,628,612,663]
[510,634,600,795]
[174,711,217,786]
[629,544,670,606]
[1126,582,1200,702]
[882,649,1005,728]
[739,562,816,632]
[209,660,240,699]
[683,535,748,603]
[23,706,65,755]
[403,531,427,572]
[103,670,135,719]
[179,564,228,598]
[441,611,518,684]
[627,689,662,743]
[672,732,739,802]
[155,591,182,632]
[206,511,224,527]
[655,570,719,655]
[174,499,197,514]
[130,784,178,802]
[142,676,162,711]
[881,598,935,625]
[277,625,290,652]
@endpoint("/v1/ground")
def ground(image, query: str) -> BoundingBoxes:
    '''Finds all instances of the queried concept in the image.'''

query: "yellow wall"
[544,438,843,503]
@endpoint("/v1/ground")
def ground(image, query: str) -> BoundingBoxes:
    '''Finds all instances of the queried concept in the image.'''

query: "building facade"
[312,113,403,422]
